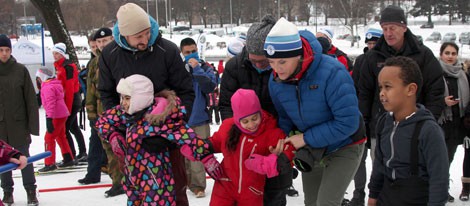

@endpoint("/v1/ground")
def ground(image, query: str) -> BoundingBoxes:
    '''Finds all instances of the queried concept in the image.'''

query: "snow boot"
[286,185,299,197]
[348,197,365,206]
[460,177,470,201]
[26,189,39,206]
[448,193,455,202]
[2,191,13,205]
[105,185,125,198]
[57,153,75,168]
[38,164,57,172]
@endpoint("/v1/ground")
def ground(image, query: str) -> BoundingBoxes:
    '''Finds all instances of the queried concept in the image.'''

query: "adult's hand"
[9,155,27,170]
[285,134,306,150]
[367,198,377,206]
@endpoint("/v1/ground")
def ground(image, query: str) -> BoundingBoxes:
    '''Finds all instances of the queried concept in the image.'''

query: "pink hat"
[231,89,262,134]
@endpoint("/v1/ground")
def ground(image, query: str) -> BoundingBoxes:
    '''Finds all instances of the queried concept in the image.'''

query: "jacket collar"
[373,29,421,57]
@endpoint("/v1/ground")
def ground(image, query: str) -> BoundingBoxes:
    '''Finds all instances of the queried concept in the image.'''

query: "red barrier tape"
[39,183,113,193]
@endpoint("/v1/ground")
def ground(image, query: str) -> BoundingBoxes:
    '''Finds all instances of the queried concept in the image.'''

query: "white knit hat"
[317,28,334,40]
[227,36,246,57]
[52,43,67,58]
[117,3,151,36]
[264,18,302,59]
[116,74,154,115]
[36,67,55,82]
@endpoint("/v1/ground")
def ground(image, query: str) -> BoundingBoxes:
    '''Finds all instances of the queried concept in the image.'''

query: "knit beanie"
[117,3,151,36]
[380,5,407,26]
[365,28,383,43]
[116,74,154,115]
[317,36,331,54]
[93,27,113,41]
[227,36,246,57]
[36,67,55,82]
[0,34,11,49]
[52,43,67,58]
[317,28,334,41]
[246,15,276,55]
[231,89,262,134]
[264,18,303,59]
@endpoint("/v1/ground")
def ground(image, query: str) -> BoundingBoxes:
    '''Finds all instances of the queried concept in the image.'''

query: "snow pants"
[44,117,72,165]
[210,180,264,206]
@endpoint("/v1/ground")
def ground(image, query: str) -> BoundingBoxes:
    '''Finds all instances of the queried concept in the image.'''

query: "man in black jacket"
[98,3,194,205]
[358,6,444,203]
[219,15,294,206]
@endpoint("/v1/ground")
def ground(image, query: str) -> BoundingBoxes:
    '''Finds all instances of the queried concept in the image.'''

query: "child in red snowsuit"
[183,88,295,206]
[36,67,73,172]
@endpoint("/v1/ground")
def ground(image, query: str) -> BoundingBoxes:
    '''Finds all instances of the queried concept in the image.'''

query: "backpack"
[78,68,88,97]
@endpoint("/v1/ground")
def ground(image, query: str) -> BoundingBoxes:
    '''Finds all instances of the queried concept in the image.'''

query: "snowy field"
[3,108,467,205]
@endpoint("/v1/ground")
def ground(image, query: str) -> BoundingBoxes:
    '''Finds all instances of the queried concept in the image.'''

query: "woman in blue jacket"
[266,18,364,206]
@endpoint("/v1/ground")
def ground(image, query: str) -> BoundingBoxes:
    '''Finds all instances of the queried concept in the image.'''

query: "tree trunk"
[30,0,78,67]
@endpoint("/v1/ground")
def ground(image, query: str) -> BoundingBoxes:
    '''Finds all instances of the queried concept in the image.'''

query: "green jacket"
[0,56,39,147]
[85,54,104,121]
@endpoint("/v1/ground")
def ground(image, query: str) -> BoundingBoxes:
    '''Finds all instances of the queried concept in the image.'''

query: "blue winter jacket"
[269,30,360,153]
[188,61,216,127]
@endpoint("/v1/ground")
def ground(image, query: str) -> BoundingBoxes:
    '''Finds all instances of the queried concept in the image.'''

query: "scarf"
[438,60,470,125]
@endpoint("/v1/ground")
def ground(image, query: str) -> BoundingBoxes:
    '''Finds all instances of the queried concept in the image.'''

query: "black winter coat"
[358,30,444,138]
[219,48,277,120]
[0,57,39,147]
[98,34,194,116]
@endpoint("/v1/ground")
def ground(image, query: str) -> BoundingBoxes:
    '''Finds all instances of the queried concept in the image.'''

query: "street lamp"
[278,0,280,19]
[230,0,233,26]
[155,0,159,23]
[165,0,168,28]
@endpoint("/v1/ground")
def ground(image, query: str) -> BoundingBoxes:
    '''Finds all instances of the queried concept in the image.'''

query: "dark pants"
[351,144,368,200]
[1,145,36,192]
[169,148,189,206]
[208,105,220,124]
[65,93,86,157]
[378,177,428,206]
[264,187,287,206]
[84,120,105,180]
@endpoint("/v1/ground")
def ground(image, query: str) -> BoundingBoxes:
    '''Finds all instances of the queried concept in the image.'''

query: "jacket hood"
[384,104,436,127]
[116,74,154,115]
[113,15,160,52]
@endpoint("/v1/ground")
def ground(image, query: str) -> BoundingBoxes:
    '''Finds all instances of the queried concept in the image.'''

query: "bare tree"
[30,0,78,66]
[335,0,375,47]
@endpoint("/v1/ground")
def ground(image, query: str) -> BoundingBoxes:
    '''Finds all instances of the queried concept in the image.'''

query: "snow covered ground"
[3,108,468,205]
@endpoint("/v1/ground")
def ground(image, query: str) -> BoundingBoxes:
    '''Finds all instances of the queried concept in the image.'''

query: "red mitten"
[201,154,224,180]
[180,144,196,161]
[109,132,126,159]
[244,153,279,178]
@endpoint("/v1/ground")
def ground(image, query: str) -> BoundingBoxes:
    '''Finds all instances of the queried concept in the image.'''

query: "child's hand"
[109,132,126,158]
[285,133,306,150]
[201,154,225,180]
[269,139,285,155]
[9,155,27,170]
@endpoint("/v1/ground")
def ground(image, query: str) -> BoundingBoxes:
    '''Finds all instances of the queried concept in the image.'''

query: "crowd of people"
[0,2,469,206]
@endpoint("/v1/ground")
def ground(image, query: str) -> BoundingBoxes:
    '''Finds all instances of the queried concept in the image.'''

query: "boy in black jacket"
[368,56,449,206]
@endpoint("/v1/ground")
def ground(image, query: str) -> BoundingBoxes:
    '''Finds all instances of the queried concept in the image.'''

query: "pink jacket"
[41,79,70,119]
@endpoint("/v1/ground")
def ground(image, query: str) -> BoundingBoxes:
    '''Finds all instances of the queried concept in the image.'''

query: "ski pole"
[0,151,52,174]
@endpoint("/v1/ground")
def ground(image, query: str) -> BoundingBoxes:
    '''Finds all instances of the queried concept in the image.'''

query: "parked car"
[426,31,441,42]
[459,32,470,45]
[420,22,434,29]
[442,32,457,43]
[173,26,190,32]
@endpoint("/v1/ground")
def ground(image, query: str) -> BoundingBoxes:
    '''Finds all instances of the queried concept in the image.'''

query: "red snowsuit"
[327,45,353,75]
[209,111,294,206]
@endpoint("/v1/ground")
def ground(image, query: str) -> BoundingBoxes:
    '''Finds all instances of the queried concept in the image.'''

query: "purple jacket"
[41,79,70,119]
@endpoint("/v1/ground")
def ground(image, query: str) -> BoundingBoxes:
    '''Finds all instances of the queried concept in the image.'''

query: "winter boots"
[26,189,39,206]
[460,177,470,201]
[57,153,75,168]
[38,164,57,172]
[3,191,13,205]
[104,184,125,198]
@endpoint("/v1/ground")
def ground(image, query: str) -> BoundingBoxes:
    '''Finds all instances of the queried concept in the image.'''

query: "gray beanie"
[246,15,276,55]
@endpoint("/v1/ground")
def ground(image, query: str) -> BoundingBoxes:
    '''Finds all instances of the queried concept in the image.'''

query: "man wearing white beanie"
[98,2,194,205]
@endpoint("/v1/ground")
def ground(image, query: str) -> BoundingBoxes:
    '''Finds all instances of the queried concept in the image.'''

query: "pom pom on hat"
[116,74,154,115]
[52,43,67,58]
[117,3,151,36]
[93,27,113,41]
[0,34,11,49]
[365,28,383,43]
[317,28,334,40]
[264,18,302,59]
[380,5,407,26]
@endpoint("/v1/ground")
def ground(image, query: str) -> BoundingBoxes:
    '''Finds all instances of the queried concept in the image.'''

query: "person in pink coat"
[36,67,73,172]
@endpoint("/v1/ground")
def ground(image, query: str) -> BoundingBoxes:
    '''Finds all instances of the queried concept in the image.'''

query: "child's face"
[239,112,262,133]
[120,95,131,113]
[378,66,416,113]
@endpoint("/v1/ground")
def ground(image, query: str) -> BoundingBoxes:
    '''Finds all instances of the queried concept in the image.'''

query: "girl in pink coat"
[36,67,73,172]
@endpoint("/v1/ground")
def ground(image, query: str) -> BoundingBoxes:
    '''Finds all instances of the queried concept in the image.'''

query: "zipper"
[295,84,304,120]
[386,121,399,180]
[238,136,247,194]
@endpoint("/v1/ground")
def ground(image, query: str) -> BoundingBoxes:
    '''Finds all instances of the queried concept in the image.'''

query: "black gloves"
[46,118,54,133]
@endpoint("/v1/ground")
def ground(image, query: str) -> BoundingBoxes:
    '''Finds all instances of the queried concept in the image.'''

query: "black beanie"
[380,5,407,25]
[0,34,11,49]
[93,28,113,41]
[317,36,331,54]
